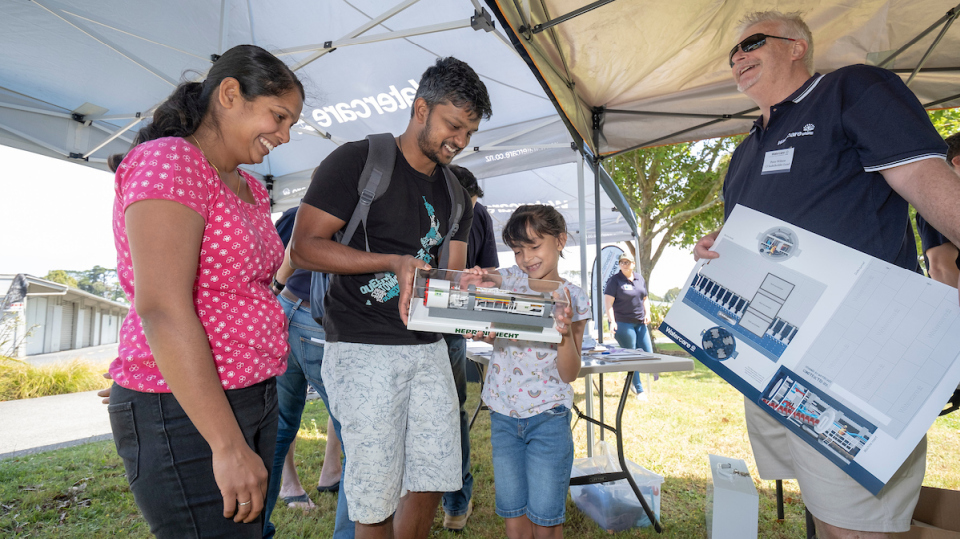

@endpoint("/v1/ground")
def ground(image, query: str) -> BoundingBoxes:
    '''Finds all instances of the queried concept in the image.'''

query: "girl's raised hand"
[554,302,574,336]
[551,288,575,336]
[457,266,498,290]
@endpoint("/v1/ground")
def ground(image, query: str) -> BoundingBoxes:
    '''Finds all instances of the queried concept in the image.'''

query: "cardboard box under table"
[895,487,960,538]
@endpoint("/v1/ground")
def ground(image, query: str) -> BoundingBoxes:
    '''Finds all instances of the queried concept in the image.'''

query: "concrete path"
[25,343,118,367]
[0,390,112,460]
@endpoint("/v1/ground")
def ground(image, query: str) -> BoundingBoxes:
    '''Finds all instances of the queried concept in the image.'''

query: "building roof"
[1,274,130,312]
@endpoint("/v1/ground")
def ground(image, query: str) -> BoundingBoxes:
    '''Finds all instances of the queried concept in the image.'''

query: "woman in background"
[604,254,653,401]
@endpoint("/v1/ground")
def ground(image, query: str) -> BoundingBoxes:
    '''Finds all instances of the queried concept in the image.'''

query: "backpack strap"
[338,133,397,249]
[335,133,465,272]
[437,165,466,269]
[313,133,396,323]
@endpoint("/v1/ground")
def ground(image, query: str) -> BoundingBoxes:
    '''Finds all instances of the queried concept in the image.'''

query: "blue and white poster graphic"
[660,205,960,495]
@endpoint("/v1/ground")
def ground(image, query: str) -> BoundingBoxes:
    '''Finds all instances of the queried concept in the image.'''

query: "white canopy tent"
[0,0,638,250]
[0,0,642,462]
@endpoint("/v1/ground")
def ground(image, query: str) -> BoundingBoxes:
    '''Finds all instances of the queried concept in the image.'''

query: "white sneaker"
[636,392,648,403]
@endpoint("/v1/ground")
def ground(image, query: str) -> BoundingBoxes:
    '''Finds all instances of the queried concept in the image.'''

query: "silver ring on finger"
[238,500,252,506]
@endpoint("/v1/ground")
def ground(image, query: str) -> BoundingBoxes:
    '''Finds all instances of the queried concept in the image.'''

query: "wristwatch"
[272,277,285,293]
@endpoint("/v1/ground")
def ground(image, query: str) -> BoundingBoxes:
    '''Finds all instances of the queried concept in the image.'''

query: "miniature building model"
[407,269,567,343]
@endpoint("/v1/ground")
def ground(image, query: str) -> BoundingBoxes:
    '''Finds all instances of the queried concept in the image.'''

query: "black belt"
[280,287,310,310]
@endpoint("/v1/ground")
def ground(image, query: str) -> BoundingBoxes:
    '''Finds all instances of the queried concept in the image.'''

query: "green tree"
[42,269,78,288]
[71,266,124,302]
[663,287,682,303]
[43,266,125,303]
[929,107,960,136]
[605,136,742,291]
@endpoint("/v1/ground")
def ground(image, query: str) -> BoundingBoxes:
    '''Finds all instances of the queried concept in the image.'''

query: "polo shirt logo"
[778,123,815,146]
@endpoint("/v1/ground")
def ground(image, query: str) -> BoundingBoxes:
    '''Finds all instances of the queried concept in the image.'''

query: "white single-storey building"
[0,274,128,359]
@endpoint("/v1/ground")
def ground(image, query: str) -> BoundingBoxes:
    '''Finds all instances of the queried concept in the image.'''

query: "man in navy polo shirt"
[694,11,960,539]
[916,132,960,287]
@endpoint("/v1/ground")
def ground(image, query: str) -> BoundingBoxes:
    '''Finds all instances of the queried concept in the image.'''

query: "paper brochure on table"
[659,205,960,495]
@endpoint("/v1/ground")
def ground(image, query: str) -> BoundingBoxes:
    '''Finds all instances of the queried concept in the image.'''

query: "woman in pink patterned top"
[106,44,303,538]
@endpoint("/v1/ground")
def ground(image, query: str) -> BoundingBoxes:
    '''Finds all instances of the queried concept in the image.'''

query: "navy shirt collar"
[750,73,825,134]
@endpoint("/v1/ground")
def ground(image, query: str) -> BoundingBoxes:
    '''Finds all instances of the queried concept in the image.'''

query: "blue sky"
[1,145,116,277]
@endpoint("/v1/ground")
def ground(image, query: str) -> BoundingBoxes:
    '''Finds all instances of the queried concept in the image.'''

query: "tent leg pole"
[578,153,595,457]
[592,108,604,349]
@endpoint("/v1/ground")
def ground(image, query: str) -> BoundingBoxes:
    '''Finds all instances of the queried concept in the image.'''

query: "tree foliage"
[42,270,78,289]
[929,107,960,137]
[43,266,125,303]
[663,287,682,303]
[605,136,742,290]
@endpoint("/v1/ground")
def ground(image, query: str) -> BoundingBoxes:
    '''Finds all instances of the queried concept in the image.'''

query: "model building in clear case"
[406,268,570,343]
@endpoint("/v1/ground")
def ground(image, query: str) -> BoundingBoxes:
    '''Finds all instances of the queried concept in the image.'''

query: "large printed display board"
[660,205,960,494]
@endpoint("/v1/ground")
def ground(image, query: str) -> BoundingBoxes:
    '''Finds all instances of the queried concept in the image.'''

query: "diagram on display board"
[660,205,960,494]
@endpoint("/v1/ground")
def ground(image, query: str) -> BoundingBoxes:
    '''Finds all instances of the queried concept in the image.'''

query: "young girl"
[476,204,590,539]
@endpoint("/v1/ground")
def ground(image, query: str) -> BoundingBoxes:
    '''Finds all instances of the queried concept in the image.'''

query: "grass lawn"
[3,357,959,537]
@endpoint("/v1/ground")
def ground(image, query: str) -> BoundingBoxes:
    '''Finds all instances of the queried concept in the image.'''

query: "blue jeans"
[490,405,574,527]
[614,321,653,393]
[442,334,473,516]
[108,379,277,539]
[264,295,355,539]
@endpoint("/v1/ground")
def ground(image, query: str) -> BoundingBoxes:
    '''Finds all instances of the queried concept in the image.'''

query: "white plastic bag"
[569,441,664,532]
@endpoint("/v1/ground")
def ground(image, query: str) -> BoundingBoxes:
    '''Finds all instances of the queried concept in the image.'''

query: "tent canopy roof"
[485,0,960,158]
[0,0,637,248]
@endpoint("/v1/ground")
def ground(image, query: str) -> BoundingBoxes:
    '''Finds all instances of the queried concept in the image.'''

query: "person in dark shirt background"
[440,164,498,531]
[603,254,653,401]
[450,164,499,270]
[264,206,350,539]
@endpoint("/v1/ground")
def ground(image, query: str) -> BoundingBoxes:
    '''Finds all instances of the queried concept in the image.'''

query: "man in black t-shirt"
[916,132,960,287]
[291,57,491,539]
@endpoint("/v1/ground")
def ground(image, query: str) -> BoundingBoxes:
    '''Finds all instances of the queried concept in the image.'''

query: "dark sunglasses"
[729,33,796,67]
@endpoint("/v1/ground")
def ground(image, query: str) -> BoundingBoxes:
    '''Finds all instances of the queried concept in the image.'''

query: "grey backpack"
[310,133,466,323]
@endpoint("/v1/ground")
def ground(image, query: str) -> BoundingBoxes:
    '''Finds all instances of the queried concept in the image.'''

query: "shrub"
[0,357,109,401]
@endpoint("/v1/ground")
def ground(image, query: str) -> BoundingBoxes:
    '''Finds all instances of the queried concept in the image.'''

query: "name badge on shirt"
[622,284,634,291]
[761,147,794,175]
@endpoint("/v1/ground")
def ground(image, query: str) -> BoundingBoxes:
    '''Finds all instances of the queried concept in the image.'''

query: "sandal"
[316,481,340,494]
[281,493,315,511]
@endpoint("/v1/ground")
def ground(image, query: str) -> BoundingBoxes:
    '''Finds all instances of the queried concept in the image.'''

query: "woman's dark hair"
[412,56,492,120]
[502,204,567,250]
[109,44,303,171]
